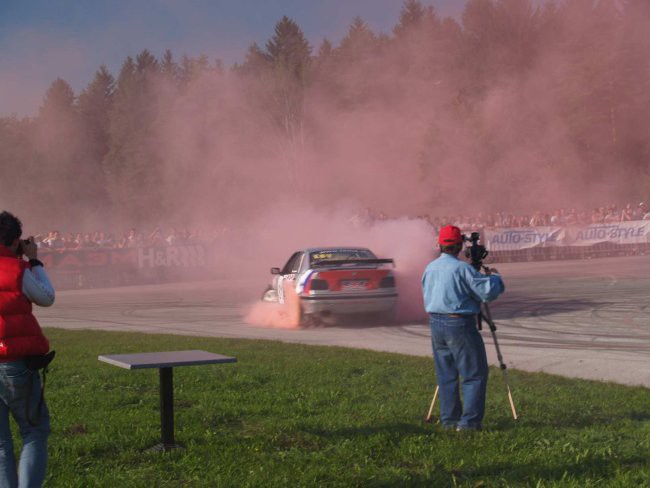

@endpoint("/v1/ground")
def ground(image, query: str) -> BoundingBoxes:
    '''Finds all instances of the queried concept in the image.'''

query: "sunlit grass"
[37,328,650,487]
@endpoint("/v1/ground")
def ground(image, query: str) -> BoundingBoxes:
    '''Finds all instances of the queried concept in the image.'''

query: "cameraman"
[0,211,54,488]
[421,225,504,431]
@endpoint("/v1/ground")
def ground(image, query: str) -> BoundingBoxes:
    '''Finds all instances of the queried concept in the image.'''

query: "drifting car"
[261,247,398,325]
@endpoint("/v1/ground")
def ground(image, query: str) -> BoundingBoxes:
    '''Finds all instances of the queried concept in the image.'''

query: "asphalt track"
[38,255,650,388]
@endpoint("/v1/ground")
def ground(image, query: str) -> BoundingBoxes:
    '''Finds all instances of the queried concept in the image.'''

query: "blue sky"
[0,0,468,116]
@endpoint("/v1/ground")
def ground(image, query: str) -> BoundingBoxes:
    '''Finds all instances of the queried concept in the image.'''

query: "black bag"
[24,350,56,372]
[24,350,55,426]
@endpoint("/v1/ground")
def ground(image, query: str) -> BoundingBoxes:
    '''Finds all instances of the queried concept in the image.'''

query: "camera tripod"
[424,301,518,423]
[425,233,518,424]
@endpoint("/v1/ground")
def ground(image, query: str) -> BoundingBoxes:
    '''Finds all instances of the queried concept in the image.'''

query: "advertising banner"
[40,244,208,270]
[483,221,650,251]
[41,244,213,290]
[484,227,564,251]
[564,221,650,247]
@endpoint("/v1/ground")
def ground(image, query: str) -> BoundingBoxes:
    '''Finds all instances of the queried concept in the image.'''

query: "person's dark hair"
[0,211,22,247]
[440,243,463,255]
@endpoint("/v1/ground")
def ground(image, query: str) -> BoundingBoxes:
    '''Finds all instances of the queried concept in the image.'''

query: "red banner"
[40,245,212,290]
[40,245,207,270]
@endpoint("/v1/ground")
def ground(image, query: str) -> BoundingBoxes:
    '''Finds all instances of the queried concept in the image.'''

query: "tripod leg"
[500,366,518,420]
[482,303,519,421]
[424,385,439,423]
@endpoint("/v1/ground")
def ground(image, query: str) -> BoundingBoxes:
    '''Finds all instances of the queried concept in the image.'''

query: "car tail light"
[379,276,395,288]
[309,279,329,291]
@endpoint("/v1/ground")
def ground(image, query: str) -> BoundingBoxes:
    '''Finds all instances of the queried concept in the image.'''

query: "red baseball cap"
[438,225,463,245]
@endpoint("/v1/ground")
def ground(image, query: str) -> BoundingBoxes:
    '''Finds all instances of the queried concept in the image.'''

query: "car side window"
[289,253,305,274]
[295,252,307,272]
[281,252,301,275]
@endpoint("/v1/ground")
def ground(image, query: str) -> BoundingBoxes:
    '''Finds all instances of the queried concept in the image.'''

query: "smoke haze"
[112,0,649,226]
[1,0,649,313]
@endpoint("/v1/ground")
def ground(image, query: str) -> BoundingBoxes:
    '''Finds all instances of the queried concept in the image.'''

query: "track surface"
[38,256,650,387]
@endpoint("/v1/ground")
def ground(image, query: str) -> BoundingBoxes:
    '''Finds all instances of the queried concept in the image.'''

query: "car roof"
[303,246,373,253]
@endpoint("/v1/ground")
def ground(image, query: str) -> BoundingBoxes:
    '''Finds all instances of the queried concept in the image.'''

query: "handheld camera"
[16,238,31,257]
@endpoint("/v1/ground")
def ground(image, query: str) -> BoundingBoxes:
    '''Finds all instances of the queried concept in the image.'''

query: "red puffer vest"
[0,246,49,361]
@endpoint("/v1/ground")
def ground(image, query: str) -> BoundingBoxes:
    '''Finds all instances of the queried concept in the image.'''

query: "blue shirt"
[421,253,504,315]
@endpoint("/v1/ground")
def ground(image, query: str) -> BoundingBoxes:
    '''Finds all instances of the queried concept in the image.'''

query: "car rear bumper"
[300,292,398,315]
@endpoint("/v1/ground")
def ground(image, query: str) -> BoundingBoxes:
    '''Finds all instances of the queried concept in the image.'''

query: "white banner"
[484,227,563,251]
[483,221,650,251]
[564,221,650,247]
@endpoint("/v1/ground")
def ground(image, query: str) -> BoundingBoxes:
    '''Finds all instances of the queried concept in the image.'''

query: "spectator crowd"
[31,202,650,251]
[412,202,650,231]
[35,227,221,251]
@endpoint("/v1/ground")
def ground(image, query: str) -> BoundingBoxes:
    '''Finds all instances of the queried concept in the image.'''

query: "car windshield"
[309,249,376,266]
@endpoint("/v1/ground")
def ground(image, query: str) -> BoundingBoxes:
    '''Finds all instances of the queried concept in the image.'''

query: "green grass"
[31,328,650,487]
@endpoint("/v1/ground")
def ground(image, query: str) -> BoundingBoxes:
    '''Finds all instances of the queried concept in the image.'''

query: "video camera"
[463,232,488,272]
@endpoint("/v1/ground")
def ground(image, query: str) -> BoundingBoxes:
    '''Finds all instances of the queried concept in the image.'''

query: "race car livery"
[262,247,398,325]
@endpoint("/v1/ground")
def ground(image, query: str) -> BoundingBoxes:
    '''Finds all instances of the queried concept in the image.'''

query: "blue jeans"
[429,313,488,429]
[0,361,50,488]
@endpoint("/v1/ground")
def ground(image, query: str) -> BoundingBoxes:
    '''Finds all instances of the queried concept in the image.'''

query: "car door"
[276,252,304,303]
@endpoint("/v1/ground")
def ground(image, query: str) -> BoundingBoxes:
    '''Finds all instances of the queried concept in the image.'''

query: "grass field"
[29,328,650,487]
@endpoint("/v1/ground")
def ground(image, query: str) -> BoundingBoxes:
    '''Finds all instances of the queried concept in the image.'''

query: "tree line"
[1,0,649,231]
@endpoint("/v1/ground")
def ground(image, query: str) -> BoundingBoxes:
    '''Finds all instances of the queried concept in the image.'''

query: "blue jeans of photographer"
[0,360,50,488]
[429,313,488,430]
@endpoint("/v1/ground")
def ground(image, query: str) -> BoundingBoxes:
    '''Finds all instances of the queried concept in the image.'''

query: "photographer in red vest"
[0,211,54,488]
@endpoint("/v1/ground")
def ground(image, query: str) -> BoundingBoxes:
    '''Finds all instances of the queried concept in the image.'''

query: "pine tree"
[135,49,159,76]
[393,0,428,38]
[178,54,213,86]
[103,54,166,224]
[492,0,541,73]
[75,66,115,211]
[616,0,650,195]
[309,38,336,91]
[0,116,37,221]
[315,38,333,65]
[390,0,443,80]
[78,66,114,162]
[33,79,89,218]
[236,42,271,78]
[324,17,383,109]
[265,15,311,81]
[161,49,179,83]
[105,56,136,156]
[259,17,313,193]
[339,16,377,62]
[39,78,76,121]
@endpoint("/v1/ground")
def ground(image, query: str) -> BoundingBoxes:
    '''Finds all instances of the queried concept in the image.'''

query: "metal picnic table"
[98,350,237,451]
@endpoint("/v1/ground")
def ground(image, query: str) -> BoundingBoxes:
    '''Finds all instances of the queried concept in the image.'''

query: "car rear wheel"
[298,305,322,327]
[318,311,338,326]
[374,310,398,326]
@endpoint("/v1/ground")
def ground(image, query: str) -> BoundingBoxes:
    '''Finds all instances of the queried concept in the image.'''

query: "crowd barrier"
[41,244,213,290]
[480,220,650,263]
[40,221,650,290]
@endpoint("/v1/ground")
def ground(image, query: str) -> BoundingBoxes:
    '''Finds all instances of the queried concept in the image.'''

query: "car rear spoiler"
[312,258,395,268]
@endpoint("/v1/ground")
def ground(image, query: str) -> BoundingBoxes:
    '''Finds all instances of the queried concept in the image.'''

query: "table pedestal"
[153,367,180,452]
